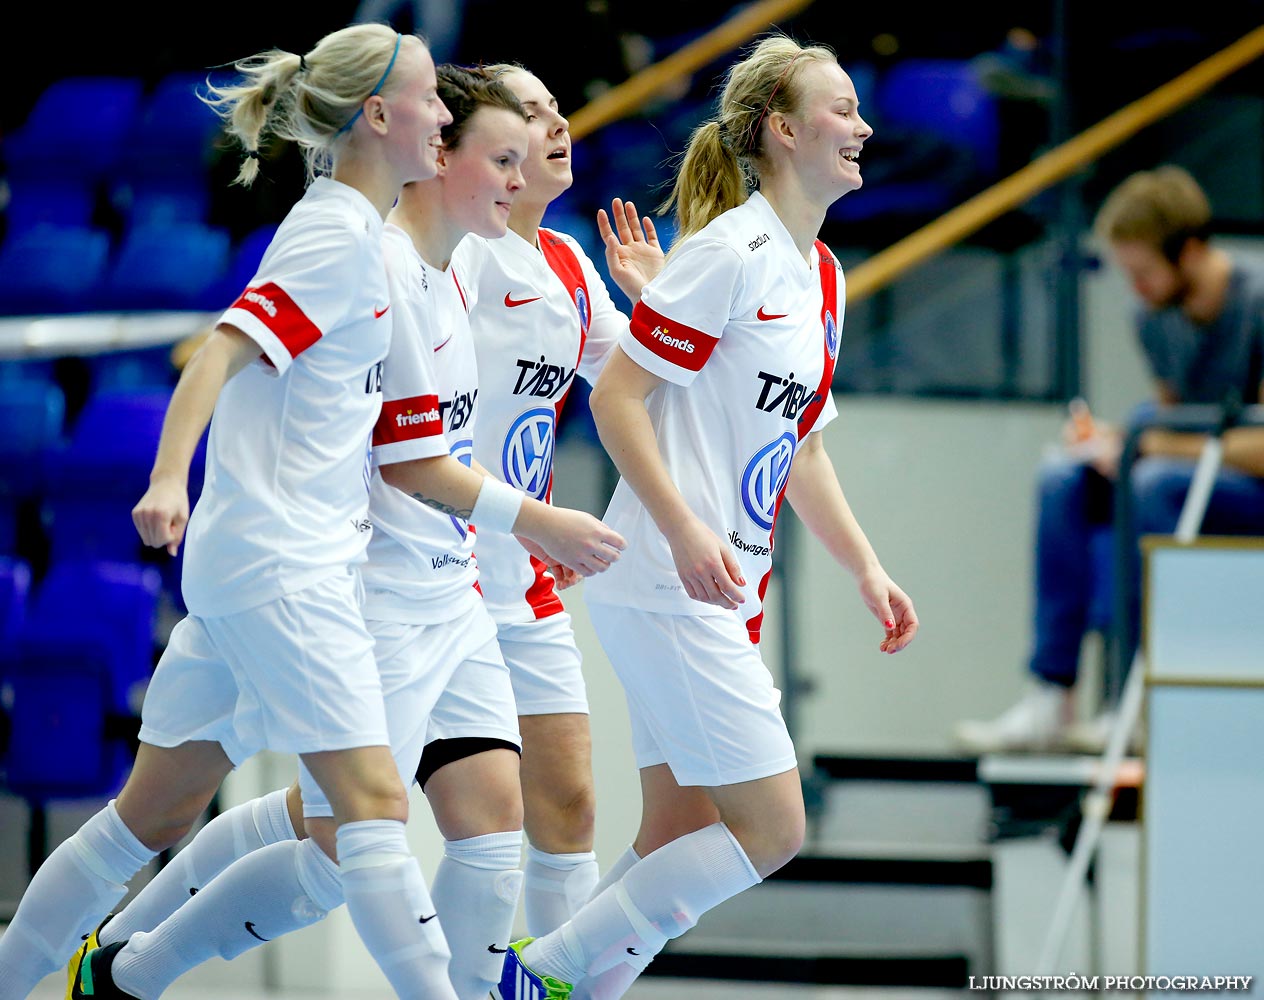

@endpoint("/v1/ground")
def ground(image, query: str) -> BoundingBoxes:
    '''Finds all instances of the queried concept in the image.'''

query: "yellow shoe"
[66,916,111,1000]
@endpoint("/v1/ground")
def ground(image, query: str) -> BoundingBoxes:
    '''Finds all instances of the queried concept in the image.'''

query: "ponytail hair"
[661,34,835,243]
[203,23,416,186]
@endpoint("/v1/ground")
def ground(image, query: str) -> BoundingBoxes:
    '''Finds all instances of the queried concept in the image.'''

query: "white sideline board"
[1143,539,1264,979]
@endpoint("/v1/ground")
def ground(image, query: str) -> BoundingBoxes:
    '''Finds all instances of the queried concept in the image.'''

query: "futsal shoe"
[66,914,113,1000]
[953,678,1072,753]
[71,942,136,999]
[491,938,573,1000]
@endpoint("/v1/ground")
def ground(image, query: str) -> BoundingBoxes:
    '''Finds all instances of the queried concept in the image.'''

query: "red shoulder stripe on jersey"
[794,240,840,443]
[538,229,591,466]
[747,242,842,644]
[526,555,565,618]
[230,282,322,359]
[538,229,590,338]
[629,301,719,373]
[451,269,468,312]
[374,394,443,446]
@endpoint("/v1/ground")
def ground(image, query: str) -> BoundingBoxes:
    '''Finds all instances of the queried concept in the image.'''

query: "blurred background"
[1,0,1263,994]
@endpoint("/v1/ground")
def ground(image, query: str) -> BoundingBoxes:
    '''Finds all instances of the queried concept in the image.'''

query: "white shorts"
[497,611,588,717]
[300,602,518,818]
[139,570,388,766]
[588,603,797,787]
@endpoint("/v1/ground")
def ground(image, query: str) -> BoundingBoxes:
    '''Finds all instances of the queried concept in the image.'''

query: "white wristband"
[471,477,525,534]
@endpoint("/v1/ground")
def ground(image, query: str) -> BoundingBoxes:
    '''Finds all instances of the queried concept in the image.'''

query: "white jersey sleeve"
[218,211,365,377]
[373,229,452,466]
[622,238,745,386]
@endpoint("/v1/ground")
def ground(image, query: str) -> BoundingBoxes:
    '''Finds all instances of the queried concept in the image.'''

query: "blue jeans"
[1027,453,1264,687]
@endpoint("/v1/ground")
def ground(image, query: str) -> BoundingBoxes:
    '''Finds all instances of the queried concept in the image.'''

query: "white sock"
[430,831,523,1000]
[101,788,296,946]
[0,800,154,997]
[523,824,759,986]
[588,845,640,902]
[337,819,459,1000]
[524,845,600,936]
[573,846,645,1000]
[112,837,340,999]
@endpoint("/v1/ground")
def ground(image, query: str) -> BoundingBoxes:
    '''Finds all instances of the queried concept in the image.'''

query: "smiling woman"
[488,34,917,1000]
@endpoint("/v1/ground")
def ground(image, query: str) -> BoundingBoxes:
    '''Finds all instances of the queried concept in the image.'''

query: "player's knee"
[525,782,595,851]
[134,806,203,852]
[552,783,596,840]
[727,811,804,877]
[334,777,410,825]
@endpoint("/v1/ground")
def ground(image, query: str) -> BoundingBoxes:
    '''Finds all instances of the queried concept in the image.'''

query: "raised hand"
[596,198,665,304]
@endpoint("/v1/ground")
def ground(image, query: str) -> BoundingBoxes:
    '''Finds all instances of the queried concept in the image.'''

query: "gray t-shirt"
[1137,259,1264,405]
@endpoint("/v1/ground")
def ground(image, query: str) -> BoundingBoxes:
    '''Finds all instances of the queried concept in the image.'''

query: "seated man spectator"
[956,165,1264,753]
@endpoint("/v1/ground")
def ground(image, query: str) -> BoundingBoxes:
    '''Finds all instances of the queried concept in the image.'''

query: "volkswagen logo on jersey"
[824,310,838,359]
[574,286,590,334]
[449,438,474,539]
[741,432,797,531]
[502,407,555,500]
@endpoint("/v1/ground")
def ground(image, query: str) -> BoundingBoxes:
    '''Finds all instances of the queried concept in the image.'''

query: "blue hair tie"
[335,32,403,136]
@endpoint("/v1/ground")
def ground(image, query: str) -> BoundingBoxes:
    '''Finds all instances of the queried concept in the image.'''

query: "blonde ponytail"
[662,34,836,241]
[202,23,413,187]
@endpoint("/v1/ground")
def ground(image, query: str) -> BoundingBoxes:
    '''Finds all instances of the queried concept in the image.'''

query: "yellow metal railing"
[845,25,1264,303]
[568,0,815,141]
[569,16,1264,302]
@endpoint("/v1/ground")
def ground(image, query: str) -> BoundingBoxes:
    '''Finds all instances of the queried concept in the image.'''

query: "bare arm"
[784,433,918,654]
[132,324,260,554]
[1140,425,1264,477]
[588,346,746,608]
[380,455,624,577]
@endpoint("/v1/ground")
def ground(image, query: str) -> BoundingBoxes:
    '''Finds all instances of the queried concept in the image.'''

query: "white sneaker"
[1064,709,1144,756]
[953,680,1072,753]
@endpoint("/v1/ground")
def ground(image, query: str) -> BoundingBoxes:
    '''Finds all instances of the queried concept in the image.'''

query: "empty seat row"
[4,74,223,187]
[0,222,275,316]
[0,556,161,804]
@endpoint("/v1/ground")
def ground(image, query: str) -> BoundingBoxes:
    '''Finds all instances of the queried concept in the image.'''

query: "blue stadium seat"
[0,226,111,315]
[90,346,177,393]
[876,59,999,175]
[206,223,279,308]
[0,379,66,551]
[116,180,212,231]
[830,59,999,225]
[3,77,145,183]
[3,560,160,803]
[103,224,230,311]
[0,556,32,669]
[117,72,223,180]
[43,390,172,562]
[3,180,96,239]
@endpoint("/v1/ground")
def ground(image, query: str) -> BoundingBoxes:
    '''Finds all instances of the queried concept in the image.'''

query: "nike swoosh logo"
[627,947,640,955]
[488,944,509,954]
[757,306,787,321]
[504,292,541,308]
[374,304,391,319]
[244,921,270,942]
[419,913,438,924]
[188,887,199,896]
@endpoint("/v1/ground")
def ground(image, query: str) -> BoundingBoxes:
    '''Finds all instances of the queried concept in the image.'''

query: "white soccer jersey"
[361,225,482,625]
[584,192,842,642]
[452,227,626,624]
[182,177,391,617]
